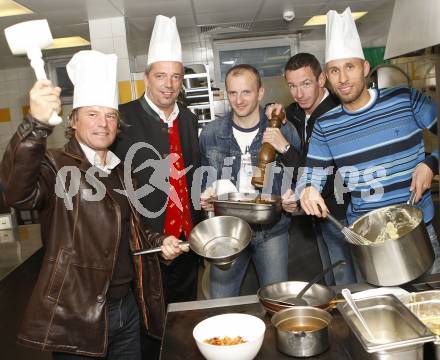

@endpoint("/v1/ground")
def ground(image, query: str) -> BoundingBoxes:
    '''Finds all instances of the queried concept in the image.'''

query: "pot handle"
[407,191,417,206]
[324,296,345,311]
[293,331,307,338]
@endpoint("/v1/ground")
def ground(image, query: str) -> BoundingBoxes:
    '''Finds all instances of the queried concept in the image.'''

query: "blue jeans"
[53,290,141,360]
[316,218,357,285]
[427,224,440,274]
[210,230,289,298]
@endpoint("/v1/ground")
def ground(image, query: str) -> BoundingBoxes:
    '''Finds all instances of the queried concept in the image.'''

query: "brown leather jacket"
[0,115,167,357]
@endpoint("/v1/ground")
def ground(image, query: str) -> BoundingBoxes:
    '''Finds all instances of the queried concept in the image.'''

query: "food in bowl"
[193,313,265,360]
[204,336,247,346]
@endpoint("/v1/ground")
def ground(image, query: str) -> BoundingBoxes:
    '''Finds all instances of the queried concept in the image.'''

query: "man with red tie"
[112,15,201,307]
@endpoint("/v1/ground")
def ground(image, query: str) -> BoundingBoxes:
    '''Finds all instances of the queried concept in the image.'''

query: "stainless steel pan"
[212,192,282,225]
[133,216,252,271]
[258,281,343,314]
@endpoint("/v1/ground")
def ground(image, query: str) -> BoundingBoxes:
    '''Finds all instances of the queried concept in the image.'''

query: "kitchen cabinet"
[183,64,215,130]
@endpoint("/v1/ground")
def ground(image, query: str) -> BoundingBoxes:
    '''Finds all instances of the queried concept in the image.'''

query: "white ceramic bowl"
[193,313,266,360]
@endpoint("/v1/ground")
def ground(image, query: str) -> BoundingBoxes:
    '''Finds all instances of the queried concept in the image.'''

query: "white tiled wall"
[89,17,131,81]
[0,67,32,157]
[0,66,71,159]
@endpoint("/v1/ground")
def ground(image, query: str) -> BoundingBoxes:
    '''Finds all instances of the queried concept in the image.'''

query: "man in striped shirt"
[297,8,440,273]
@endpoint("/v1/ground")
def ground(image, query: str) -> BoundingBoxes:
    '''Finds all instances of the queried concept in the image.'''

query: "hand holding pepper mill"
[251,109,285,188]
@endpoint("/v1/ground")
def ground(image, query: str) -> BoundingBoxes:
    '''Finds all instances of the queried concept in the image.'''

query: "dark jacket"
[0,116,168,356]
[112,98,201,233]
[283,92,348,219]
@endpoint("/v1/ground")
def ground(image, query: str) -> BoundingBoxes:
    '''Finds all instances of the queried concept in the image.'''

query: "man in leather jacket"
[264,53,356,285]
[0,50,185,359]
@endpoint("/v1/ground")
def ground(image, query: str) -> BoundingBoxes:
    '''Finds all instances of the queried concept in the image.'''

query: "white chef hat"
[67,50,118,110]
[147,15,182,65]
[325,7,364,63]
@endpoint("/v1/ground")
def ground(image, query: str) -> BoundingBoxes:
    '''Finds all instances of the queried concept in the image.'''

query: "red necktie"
[163,117,193,239]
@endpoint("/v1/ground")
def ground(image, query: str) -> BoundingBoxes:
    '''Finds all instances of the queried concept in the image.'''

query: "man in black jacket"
[111,15,201,306]
[264,53,356,284]
[112,17,201,360]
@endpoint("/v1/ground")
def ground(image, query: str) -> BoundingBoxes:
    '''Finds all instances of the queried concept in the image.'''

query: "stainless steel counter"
[162,284,439,360]
[162,294,352,360]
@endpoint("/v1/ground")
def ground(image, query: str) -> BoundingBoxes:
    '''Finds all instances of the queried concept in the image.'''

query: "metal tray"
[401,291,440,337]
[212,192,282,225]
[338,294,435,359]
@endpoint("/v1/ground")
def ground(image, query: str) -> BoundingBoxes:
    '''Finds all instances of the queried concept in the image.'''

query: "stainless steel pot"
[350,204,434,286]
[271,306,332,357]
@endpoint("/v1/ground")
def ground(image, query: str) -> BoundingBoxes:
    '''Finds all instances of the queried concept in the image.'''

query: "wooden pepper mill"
[251,109,285,188]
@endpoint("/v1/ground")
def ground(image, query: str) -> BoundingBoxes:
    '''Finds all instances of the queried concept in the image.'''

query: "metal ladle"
[342,288,376,341]
[265,260,345,306]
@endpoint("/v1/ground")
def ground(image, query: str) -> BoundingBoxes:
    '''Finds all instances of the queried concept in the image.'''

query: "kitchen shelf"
[184,64,215,129]
[186,93,209,99]
[187,103,210,109]
[185,73,208,78]
[185,87,209,93]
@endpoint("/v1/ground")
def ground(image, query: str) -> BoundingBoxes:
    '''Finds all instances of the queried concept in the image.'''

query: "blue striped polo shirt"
[297,86,438,224]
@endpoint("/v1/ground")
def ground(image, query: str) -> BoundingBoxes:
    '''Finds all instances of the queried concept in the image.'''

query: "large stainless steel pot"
[350,204,434,286]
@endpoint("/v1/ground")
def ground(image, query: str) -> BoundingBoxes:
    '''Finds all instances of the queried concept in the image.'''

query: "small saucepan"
[272,306,332,357]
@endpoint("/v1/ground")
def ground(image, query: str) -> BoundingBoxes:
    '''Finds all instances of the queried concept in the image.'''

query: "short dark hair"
[225,64,262,89]
[144,62,184,76]
[284,53,322,79]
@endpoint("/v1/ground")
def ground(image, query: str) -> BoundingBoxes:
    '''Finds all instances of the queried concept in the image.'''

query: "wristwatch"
[282,144,291,154]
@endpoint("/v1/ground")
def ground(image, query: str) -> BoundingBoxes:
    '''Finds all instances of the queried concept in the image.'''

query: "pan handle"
[322,295,345,311]
[132,241,190,256]
[407,191,417,206]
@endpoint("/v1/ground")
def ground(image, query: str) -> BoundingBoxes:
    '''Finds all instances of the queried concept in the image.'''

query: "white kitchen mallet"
[4,19,62,126]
